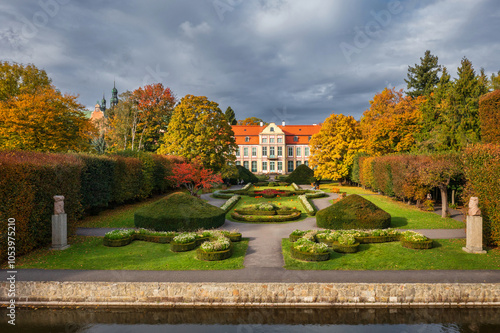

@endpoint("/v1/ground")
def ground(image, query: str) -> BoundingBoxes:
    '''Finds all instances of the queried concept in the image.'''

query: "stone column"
[51,195,70,250]
[462,197,486,254]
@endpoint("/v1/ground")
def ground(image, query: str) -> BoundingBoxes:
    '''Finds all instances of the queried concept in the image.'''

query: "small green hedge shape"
[316,194,391,230]
[290,237,329,261]
[400,231,433,250]
[196,236,233,261]
[286,164,315,184]
[134,192,226,231]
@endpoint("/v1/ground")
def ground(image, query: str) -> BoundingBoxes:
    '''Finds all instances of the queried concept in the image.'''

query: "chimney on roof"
[282,120,285,126]
[260,121,263,127]
[313,123,317,126]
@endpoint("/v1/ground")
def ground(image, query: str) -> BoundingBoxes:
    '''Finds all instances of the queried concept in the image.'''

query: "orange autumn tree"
[0,88,95,152]
[132,83,176,151]
[360,88,425,156]
[168,161,223,196]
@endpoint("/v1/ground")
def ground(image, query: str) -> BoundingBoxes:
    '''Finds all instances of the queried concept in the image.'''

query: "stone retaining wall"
[1,282,499,307]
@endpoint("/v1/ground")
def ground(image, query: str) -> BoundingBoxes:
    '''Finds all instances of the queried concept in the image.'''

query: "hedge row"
[0,150,181,260]
[231,211,301,222]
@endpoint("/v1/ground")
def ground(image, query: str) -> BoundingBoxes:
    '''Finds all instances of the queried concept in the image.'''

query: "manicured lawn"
[282,238,500,270]
[225,192,310,223]
[322,185,465,229]
[5,236,249,270]
[77,193,177,228]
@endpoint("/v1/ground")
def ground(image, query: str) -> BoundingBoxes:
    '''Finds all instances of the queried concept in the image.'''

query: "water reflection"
[1,307,499,333]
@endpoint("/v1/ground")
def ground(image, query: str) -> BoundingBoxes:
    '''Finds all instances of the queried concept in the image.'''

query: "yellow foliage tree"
[158,95,237,177]
[0,88,95,152]
[309,113,364,181]
[360,87,425,156]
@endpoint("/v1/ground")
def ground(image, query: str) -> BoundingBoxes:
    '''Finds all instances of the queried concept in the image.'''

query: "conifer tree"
[405,50,441,97]
[225,106,237,125]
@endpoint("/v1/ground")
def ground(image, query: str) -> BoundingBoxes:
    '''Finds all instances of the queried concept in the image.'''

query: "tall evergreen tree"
[405,50,441,97]
[225,106,237,125]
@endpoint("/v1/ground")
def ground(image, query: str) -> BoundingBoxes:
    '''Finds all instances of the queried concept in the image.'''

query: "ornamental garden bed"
[231,203,302,222]
[290,236,330,262]
[103,228,243,260]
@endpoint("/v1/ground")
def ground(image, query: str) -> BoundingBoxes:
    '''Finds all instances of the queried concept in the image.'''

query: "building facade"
[232,122,321,175]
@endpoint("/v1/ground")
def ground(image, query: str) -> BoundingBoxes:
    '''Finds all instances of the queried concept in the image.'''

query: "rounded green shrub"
[134,192,226,231]
[286,164,315,184]
[316,194,391,230]
[228,165,259,184]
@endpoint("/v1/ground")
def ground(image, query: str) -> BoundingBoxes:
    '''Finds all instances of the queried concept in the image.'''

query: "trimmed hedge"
[77,154,115,214]
[228,165,259,184]
[298,195,316,216]
[171,241,197,252]
[231,211,301,222]
[0,151,83,258]
[400,239,433,250]
[134,192,226,231]
[286,164,315,184]
[316,194,391,230]
[220,195,241,212]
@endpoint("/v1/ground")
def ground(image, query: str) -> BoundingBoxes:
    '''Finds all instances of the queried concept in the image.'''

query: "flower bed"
[332,241,360,253]
[298,195,316,216]
[103,238,132,247]
[231,211,301,222]
[196,237,233,261]
[104,229,175,247]
[290,238,329,261]
[400,231,433,249]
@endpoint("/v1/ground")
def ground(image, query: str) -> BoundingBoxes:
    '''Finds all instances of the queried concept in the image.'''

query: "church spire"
[100,93,107,113]
[111,81,118,108]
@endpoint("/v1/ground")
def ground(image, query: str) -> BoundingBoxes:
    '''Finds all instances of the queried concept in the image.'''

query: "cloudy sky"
[1,0,500,124]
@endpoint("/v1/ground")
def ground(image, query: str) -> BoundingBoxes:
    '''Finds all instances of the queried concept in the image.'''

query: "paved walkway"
[8,185,496,284]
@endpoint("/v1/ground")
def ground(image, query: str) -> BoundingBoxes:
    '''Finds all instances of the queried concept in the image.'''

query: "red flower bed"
[254,189,286,198]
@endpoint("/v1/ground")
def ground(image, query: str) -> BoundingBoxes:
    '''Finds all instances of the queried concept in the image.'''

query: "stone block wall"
[1,282,500,307]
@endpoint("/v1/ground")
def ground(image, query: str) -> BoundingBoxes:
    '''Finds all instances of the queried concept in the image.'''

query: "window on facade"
[277,161,282,171]
[296,147,301,157]
[308,136,312,141]
[235,147,240,157]
[270,161,275,171]
[293,136,298,142]
[251,161,257,172]
[262,137,267,143]
[243,147,248,157]
[305,147,309,157]
[243,161,249,169]
[262,146,267,156]
[262,161,267,171]
[304,160,309,166]
[296,161,302,168]
[236,161,241,166]
[287,161,294,172]
[245,136,250,142]
[288,146,293,157]
[269,146,275,157]
[270,137,275,143]
[277,147,282,157]
[277,136,283,143]
[252,147,257,157]
[270,127,274,132]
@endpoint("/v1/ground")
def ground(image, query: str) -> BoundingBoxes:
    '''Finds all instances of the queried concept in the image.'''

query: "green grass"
[282,238,500,270]
[5,236,249,270]
[323,186,464,229]
[77,193,177,228]
[225,191,309,223]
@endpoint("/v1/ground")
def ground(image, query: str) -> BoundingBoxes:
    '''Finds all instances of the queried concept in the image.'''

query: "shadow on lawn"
[390,217,408,228]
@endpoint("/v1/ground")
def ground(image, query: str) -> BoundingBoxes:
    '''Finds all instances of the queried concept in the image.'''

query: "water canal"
[2,307,500,332]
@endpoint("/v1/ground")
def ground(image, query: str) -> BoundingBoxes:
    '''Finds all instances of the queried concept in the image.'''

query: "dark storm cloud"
[1,0,499,124]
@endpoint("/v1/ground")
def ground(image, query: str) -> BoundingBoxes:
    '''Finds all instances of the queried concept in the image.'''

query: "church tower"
[110,81,119,108]
[100,93,107,113]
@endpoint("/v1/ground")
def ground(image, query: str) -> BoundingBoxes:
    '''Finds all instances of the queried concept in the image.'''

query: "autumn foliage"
[168,162,223,196]
[479,90,500,144]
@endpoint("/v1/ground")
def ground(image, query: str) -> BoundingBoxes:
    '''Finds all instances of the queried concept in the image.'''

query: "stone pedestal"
[51,214,70,250]
[462,215,486,254]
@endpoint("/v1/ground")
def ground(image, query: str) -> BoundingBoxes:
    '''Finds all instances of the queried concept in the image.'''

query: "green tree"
[0,61,51,101]
[405,50,441,97]
[158,95,237,177]
[490,70,500,91]
[106,91,135,151]
[225,106,237,125]
[237,117,266,125]
[309,113,364,181]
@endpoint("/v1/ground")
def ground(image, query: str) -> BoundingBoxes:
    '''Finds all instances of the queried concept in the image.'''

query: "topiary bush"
[228,165,259,184]
[316,194,391,230]
[134,192,226,231]
[286,164,315,184]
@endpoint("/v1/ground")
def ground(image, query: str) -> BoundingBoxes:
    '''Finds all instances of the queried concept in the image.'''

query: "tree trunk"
[451,189,456,205]
[439,185,448,218]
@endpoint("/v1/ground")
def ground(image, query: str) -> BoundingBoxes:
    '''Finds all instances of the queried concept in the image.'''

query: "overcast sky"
[1,0,499,124]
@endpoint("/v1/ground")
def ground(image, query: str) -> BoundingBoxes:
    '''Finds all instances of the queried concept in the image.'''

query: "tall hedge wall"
[463,144,500,246]
[0,151,180,262]
[479,90,500,144]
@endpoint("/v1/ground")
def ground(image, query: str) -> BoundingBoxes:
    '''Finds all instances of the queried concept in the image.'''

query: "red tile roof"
[231,124,321,145]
